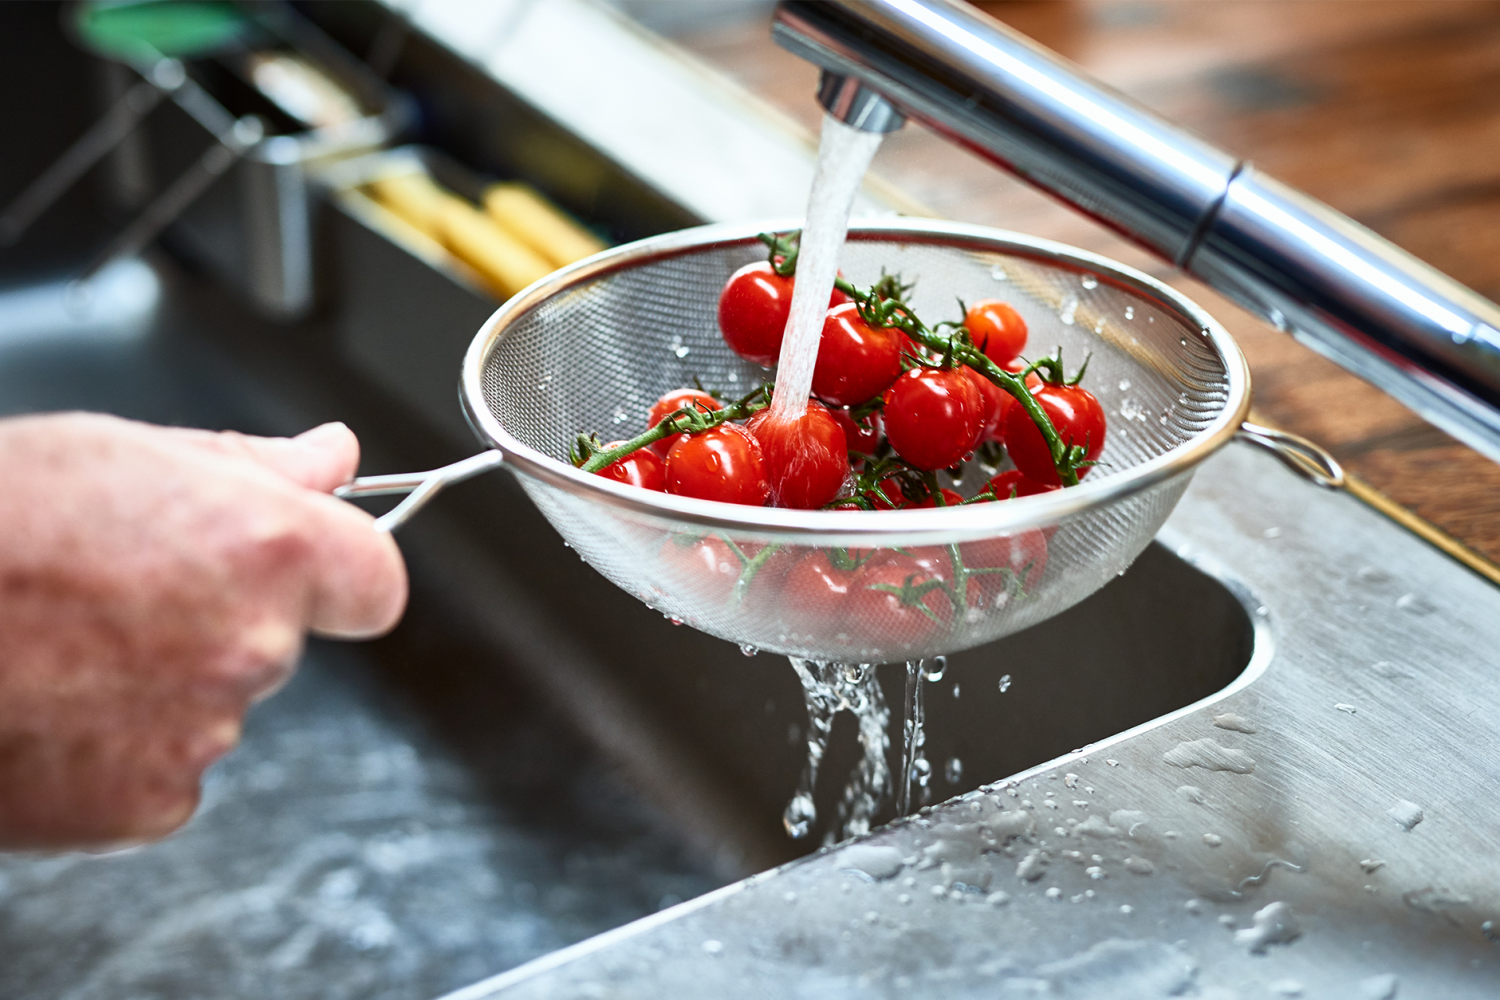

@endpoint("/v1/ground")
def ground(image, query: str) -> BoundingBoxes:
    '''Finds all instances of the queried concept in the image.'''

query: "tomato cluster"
[572,233,1112,645]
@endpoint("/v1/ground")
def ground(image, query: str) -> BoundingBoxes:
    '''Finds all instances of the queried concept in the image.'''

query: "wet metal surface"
[445,443,1500,999]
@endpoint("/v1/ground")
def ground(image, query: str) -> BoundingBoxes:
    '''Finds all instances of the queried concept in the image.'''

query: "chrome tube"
[773,0,1500,462]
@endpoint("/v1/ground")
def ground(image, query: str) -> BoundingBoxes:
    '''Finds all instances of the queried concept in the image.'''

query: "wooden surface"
[672,0,1500,569]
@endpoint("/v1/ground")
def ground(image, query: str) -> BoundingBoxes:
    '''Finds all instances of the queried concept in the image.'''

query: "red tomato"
[1002,381,1107,486]
[845,557,953,651]
[648,389,722,457]
[780,550,856,635]
[746,402,849,510]
[966,299,1028,367]
[595,441,666,491]
[666,423,771,506]
[986,469,1059,501]
[718,262,853,366]
[911,487,964,509]
[961,366,1006,443]
[881,367,984,471]
[658,534,742,605]
[828,407,883,456]
[718,262,792,366]
[811,302,904,406]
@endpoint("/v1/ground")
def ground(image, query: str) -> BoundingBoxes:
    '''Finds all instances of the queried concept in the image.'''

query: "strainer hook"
[335,450,505,532]
[1235,422,1344,489]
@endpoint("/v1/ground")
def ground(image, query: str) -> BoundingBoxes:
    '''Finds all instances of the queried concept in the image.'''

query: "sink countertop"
[443,442,1500,998]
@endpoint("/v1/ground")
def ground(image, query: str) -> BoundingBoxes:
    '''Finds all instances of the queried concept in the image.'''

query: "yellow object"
[366,171,449,237]
[366,169,555,299]
[483,182,606,269]
[434,195,554,299]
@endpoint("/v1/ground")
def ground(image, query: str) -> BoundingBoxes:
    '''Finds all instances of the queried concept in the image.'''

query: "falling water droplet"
[998,674,1013,693]
[945,757,964,783]
[783,793,816,839]
[740,643,760,657]
[952,682,961,699]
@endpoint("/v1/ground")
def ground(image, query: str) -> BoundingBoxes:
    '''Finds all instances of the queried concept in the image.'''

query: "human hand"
[0,413,407,849]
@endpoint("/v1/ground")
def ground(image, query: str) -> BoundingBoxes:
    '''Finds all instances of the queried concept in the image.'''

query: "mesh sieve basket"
[430,219,1254,662]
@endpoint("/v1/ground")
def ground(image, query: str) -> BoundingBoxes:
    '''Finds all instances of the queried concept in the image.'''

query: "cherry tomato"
[648,388,722,457]
[1002,381,1107,486]
[746,402,849,510]
[828,407,883,456]
[659,534,742,605]
[595,441,666,491]
[780,550,856,636]
[811,303,904,406]
[911,487,964,509]
[718,262,853,366]
[966,299,1028,367]
[881,367,984,471]
[986,469,1059,501]
[845,557,953,651]
[961,366,1006,443]
[666,423,771,506]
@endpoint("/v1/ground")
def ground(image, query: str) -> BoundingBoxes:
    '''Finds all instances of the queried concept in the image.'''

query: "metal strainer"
[339,219,1341,662]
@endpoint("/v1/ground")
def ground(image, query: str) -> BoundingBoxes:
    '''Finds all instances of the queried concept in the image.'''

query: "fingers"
[296,492,409,638]
[171,421,363,493]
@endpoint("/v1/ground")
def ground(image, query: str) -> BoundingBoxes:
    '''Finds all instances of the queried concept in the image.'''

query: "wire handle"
[334,450,505,532]
[1235,422,1345,489]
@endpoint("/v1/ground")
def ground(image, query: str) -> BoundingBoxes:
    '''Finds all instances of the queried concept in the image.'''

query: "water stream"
[767,113,884,421]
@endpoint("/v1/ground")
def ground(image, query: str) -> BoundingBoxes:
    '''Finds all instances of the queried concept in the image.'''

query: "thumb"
[203,422,362,493]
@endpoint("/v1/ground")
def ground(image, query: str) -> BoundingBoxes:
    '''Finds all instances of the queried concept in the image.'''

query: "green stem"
[577,385,771,473]
[832,275,1081,487]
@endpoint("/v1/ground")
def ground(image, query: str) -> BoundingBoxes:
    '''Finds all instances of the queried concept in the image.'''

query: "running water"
[768,114,885,421]
[783,660,892,843]
[775,115,904,842]
[897,659,934,814]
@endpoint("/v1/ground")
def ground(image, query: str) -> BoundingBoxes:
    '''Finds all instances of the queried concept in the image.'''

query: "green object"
[74,0,247,61]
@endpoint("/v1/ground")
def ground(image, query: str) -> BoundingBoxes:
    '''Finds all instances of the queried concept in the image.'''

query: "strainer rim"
[459,218,1251,541]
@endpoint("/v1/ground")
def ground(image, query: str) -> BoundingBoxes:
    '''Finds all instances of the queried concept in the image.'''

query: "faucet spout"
[817,70,905,133]
[773,0,1500,465]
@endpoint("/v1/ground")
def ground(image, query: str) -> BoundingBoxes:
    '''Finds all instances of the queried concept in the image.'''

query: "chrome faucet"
[773,0,1500,464]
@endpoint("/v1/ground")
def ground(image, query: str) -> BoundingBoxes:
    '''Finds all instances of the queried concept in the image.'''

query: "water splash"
[770,115,885,421]
[783,659,892,843]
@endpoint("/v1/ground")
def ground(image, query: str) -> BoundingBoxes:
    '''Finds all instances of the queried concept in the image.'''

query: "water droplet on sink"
[1081,274,1099,290]
[1124,306,1135,320]
[701,939,724,956]
[990,264,1008,281]
[998,674,1013,693]
[1202,833,1223,847]
[1263,526,1282,539]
